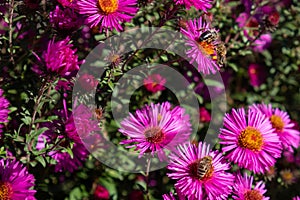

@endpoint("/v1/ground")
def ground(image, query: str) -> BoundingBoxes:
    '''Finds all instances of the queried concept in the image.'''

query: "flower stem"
[145,158,151,200]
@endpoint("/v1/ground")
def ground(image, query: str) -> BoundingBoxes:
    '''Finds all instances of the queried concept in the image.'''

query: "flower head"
[167,142,234,200]
[181,17,221,74]
[49,6,82,31]
[77,0,138,31]
[250,103,300,152]
[219,107,282,173]
[0,159,36,199]
[42,37,80,77]
[0,89,9,134]
[173,0,213,12]
[252,33,272,53]
[233,173,269,200]
[199,107,211,123]
[143,74,166,93]
[78,73,99,92]
[248,63,267,87]
[36,109,90,172]
[119,102,192,160]
[94,185,110,200]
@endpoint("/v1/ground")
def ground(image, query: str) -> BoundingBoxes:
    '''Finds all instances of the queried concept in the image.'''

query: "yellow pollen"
[244,190,263,200]
[0,181,13,200]
[238,126,263,151]
[98,0,118,14]
[144,126,165,143]
[198,41,216,58]
[270,115,284,132]
[157,114,162,122]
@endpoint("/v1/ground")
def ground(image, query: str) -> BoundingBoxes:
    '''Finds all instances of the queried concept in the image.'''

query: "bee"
[196,28,227,67]
[94,107,103,121]
[215,42,227,66]
[197,29,219,44]
[197,156,213,179]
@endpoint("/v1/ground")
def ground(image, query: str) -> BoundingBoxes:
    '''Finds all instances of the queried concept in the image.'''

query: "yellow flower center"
[98,0,118,14]
[238,126,264,151]
[270,115,284,132]
[198,41,216,59]
[144,126,165,143]
[244,190,263,200]
[0,181,13,200]
[280,170,294,184]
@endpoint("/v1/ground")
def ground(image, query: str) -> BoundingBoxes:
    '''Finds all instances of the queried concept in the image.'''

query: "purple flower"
[250,103,300,152]
[219,107,282,173]
[163,192,176,200]
[248,63,267,87]
[252,34,272,53]
[293,196,300,200]
[42,37,80,77]
[0,159,36,199]
[233,173,269,200]
[36,109,90,172]
[0,89,9,134]
[173,0,212,12]
[181,17,221,74]
[49,6,82,31]
[119,102,192,160]
[77,0,138,32]
[167,142,234,200]
[143,74,166,93]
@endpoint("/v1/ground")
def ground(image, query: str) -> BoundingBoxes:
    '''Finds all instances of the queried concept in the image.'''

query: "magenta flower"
[143,74,166,93]
[0,89,9,134]
[173,0,212,12]
[42,37,80,77]
[57,0,78,8]
[77,0,138,31]
[163,192,176,200]
[233,173,269,200]
[94,185,110,200]
[219,108,282,173]
[49,6,82,31]
[181,17,221,74]
[78,73,99,92]
[252,33,272,53]
[199,107,211,123]
[167,142,234,200]
[0,159,36,199]
[36,109,90,172]
[119,102,192,160]
[250,103,300,152]
[248,63,267,87]
[293,196,300,200]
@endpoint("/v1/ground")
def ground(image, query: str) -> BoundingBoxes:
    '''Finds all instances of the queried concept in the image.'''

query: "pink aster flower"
[0,89,10,134]
[163,192,176,200]
[233,173,269,200]
[167,142,234,200]
[78,73,99,92]
[94,185,110,200]
[199,107,211,123]
[0,159,36,199]
[219,107,282,173]
[252,33,272,53]
[293,196,300,200]
[143,74,166,93]
[42,37,80,77]
[250,103,300,152]
[173,0,212,12]
[77,0,138,31]
[49,6,82,31]
[248,63,267,87]
[181,17,221,74]
[119,102,192,160]
[36,109,90,172]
